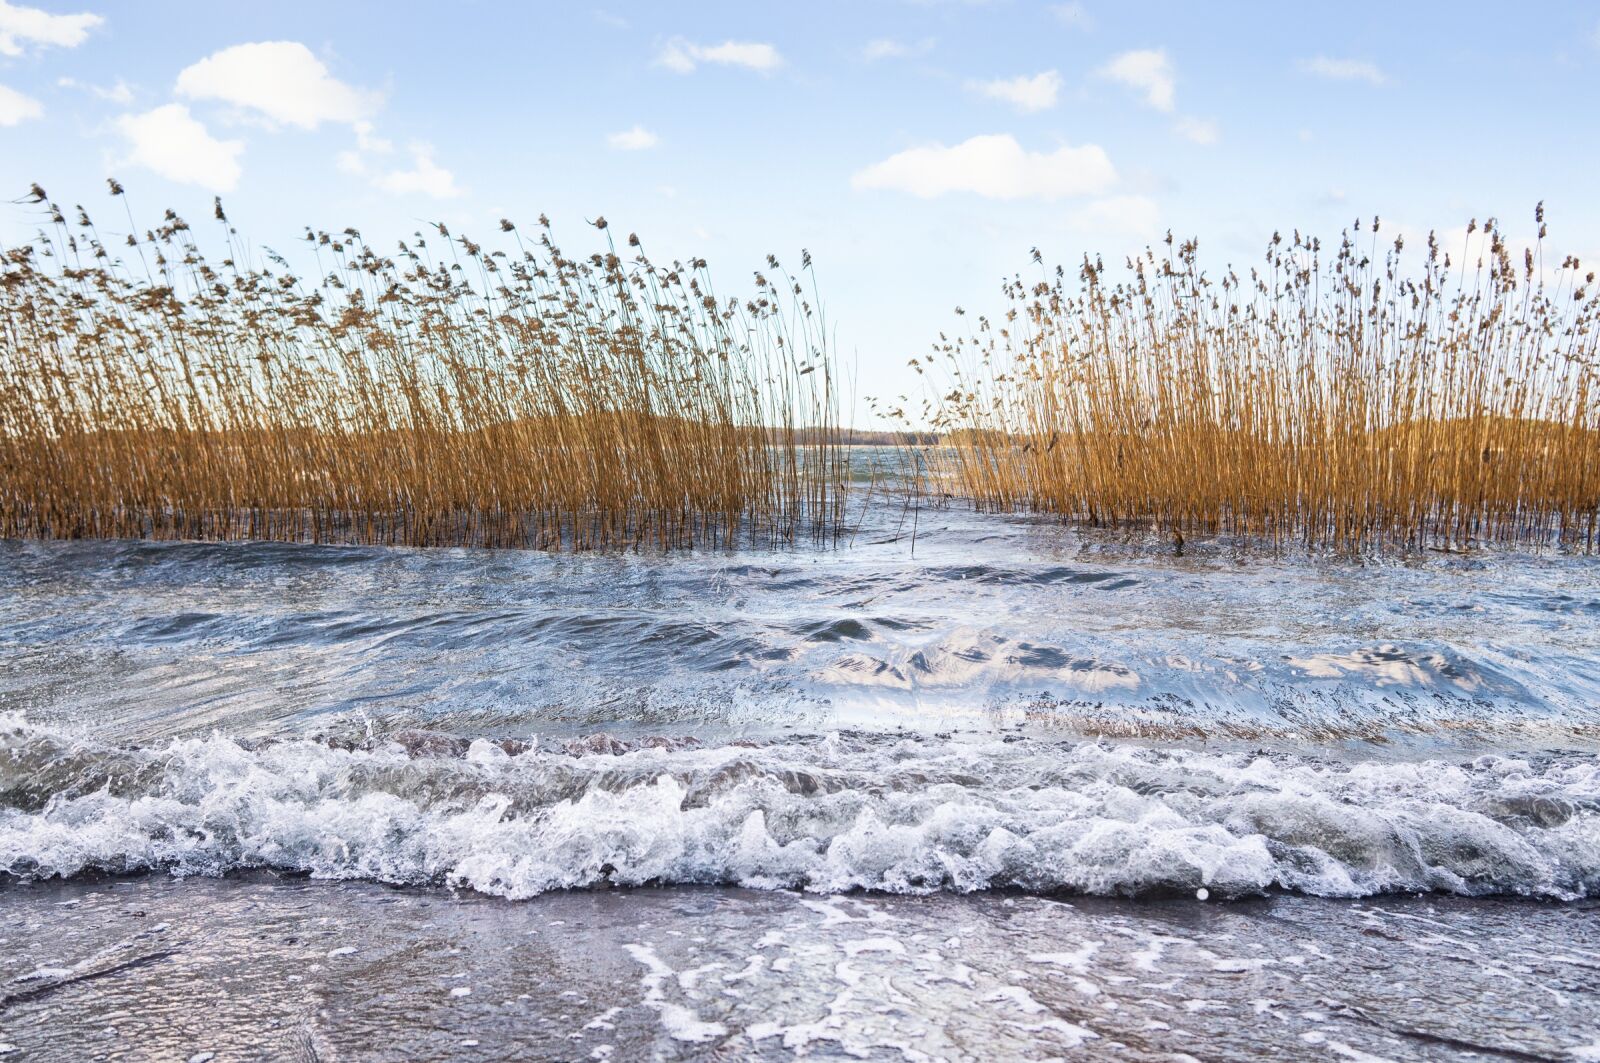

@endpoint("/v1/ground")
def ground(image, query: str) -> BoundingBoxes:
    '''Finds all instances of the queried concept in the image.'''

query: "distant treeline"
[796,428,941,446]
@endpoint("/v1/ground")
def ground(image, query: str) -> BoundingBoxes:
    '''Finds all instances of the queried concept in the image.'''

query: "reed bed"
[0,184,845,549]
[905,210,1600,552]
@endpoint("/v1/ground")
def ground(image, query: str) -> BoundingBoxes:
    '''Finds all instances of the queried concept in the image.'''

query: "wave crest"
[2,714,1597,900]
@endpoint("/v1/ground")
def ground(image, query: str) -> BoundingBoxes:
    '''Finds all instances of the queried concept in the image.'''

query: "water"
[3,496,1599,1058]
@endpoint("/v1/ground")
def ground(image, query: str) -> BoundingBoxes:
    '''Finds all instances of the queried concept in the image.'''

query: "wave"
[7,533,1600,753]
[3,713,1597,901]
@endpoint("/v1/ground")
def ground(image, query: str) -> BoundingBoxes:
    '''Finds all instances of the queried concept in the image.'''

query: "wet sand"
[2,875,1597,1061]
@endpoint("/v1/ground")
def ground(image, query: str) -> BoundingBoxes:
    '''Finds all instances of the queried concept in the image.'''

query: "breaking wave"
[3,712,1597,901]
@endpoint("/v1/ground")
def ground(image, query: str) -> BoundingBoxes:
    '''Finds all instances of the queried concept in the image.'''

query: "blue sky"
[2,0,1598,422]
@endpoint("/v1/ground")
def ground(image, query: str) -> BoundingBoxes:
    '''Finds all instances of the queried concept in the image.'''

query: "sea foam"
[2,713,1597,900]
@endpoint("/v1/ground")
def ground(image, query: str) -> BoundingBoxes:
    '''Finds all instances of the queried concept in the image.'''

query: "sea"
[2,474,1598,1060]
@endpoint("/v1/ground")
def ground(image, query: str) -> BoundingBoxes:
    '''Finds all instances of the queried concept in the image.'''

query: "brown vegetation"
[0,184,845,549]
[900,209,1600,552]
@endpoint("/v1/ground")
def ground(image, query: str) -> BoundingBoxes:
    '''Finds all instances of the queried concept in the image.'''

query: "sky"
[2,0,1599,423]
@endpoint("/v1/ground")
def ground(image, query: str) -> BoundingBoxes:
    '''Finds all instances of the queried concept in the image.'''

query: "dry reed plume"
[0,183,845,549]
[897,209,1600,553]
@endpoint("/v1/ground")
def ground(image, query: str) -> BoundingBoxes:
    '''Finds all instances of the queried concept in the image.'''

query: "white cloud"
[374,143,460,199]
[656,41,696,73]
[176,41,379,129]
[1298,56,1386,85]
[1068,195,1161,239]
[335,120,395,175]
[115,104,243,191]
[863,37,933,60]
[1052,2,1093,29]
[852,133,1116,201]
[341,123,457,200]
[1098,48,1175,112]
[0,0,100,56]
[0,82,43,125]
[1174,116,1218,144]
[969,70,1061,113]
[607,124,659,150]
[57,75,132,104]
[656,38,782,74]
[353,119,392,154]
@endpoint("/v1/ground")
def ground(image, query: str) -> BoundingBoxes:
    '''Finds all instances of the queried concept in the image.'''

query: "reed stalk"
[904,210,1600,553]
[0,184,846,549]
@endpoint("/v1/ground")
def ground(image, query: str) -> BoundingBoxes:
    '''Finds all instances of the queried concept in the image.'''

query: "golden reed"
[0,183,845,549]
[897,209,1599,553]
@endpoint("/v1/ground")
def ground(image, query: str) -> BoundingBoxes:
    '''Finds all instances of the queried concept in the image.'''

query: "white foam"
[582,1007,620,1031]
[2,715,1598,900]
[1028,941,1101,973]
[841,937,905,957]
[984,985,1048,1014]
[623,943,726,1044]
[1014,1017,1098,1048]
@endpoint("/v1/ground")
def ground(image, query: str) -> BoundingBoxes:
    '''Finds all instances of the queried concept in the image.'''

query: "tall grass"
[905,210,1600,552]
[0,183,845,549]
